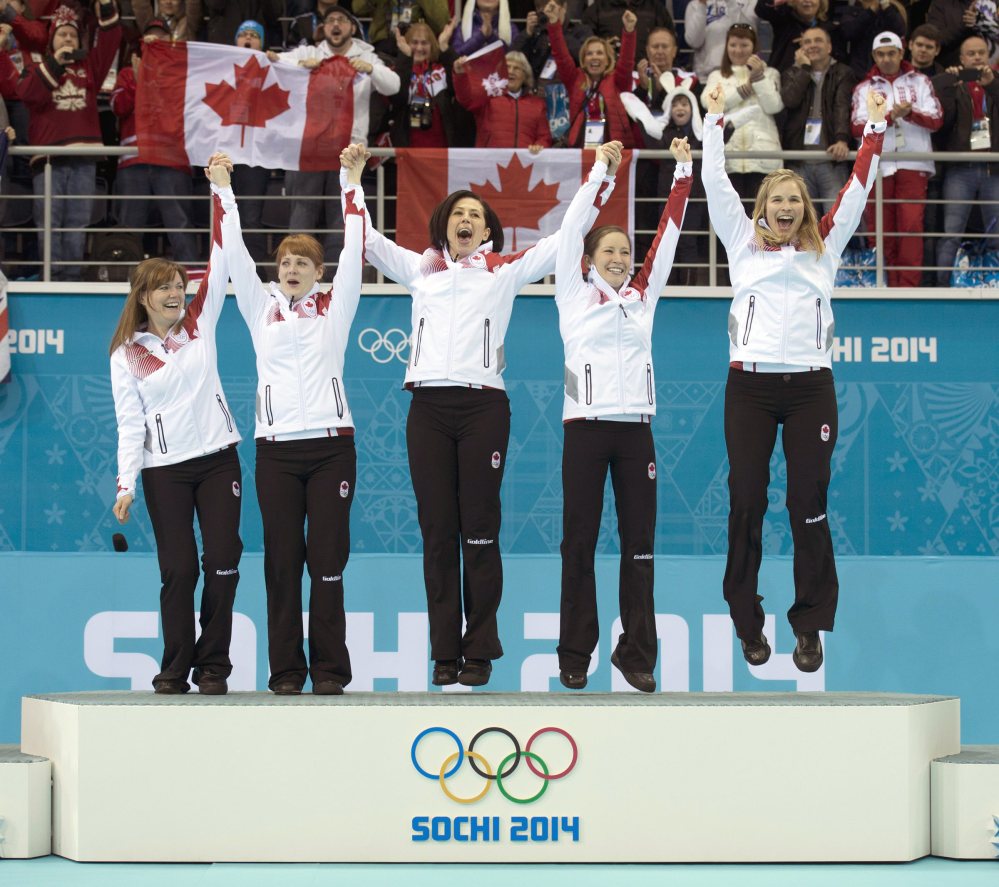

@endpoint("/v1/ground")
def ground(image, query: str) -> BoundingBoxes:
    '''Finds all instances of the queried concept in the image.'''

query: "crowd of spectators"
[1,0,997,285]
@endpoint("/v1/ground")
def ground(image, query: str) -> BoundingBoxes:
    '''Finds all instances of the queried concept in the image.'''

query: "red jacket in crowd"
[15,3,122,153]
[549,20,636,148]
[453,68,553,149]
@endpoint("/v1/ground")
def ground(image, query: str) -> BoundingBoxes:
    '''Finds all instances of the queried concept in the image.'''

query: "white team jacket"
[702,111,886,368]
[111,198,241,499]
[363,197,604,389]
[217,177,365,439]
[851,63,942,176]
[556,159,692,422]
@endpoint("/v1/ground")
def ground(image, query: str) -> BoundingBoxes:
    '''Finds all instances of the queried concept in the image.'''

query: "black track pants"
[722,368,839,640]
[558,421,658,673]
[255,436,355,689]
[142,446,242,687]
[406,386,510,662]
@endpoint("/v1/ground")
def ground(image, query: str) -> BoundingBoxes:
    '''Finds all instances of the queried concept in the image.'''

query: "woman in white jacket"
[702,23,783,198]
[212,147,367,697]
[702,84,886,673]
[554,139,692,693]
[110,165,242,695]
[359,156,605,689]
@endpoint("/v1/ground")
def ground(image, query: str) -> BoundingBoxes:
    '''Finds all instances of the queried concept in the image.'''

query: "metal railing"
[6,144,999,292]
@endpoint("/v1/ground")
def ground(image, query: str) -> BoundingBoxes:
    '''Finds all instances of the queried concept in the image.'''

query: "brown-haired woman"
[554,139,692,693]
[209,147,368,696]
[110,211,243,695]
[702,84,887,672]
[359,149,607,689]
[547,3,638,147]
[701,23,783,200]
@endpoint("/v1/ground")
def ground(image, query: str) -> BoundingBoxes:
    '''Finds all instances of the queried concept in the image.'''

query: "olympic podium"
[21,691,958,863]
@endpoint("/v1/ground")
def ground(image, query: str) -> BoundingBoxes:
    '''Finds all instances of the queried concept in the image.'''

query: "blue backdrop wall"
[0,292,996,743]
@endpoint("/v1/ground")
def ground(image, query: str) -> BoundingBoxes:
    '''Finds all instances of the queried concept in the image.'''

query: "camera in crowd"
[409,95,432,129]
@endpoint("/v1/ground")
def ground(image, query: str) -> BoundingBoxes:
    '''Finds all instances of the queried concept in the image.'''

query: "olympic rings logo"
[358,327,410,364]
[411,726,578,805]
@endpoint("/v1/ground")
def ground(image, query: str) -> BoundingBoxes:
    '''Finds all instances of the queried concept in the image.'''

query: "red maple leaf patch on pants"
[203,55,290,147]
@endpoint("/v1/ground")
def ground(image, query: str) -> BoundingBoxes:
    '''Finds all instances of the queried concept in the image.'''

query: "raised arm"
[330,143,369,329]
[701,84,754,251]
[208,155,270,328]
[630,139,692,307]
[820,90,886,257]
[554,141,620,306]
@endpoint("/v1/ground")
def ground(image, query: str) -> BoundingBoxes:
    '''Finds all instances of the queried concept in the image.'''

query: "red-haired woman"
[211,147,367,696]
[548,4,638,147]
[355,145,606,688]
[110,172,242,695]
[702,84,886,672]
[554,139,692,693]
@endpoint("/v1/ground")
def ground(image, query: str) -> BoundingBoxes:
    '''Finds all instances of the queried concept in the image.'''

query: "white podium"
[931,746,999,860]
[22,691,959,863]
[0,745,52,859]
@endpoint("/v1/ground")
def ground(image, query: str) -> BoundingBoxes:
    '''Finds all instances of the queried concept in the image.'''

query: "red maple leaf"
[469,154,562,252]
[203,55,290,148]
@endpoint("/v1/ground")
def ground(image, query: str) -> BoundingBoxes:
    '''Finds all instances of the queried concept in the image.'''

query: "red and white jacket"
[363,199,604,389]
[556,158,691,422]
[15,3,121,153]
[111,197,240,499]
[218,174,365,440]
[851,62,942,176]
[703,111,886,368]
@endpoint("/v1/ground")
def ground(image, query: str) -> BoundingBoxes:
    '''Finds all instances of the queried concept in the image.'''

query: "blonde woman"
[702,83,886,673]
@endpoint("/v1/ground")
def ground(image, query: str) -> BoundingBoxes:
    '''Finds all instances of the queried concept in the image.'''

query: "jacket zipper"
[331,378,344,419]
[815,298,823,350]
[414,317,424,366]
[483,318,491,368]
[584,363,593,405]
[216,395,233,432]
[646,363,654,405]
[742,294,756,346]
[155,414,167,454]
[265,384,274,426]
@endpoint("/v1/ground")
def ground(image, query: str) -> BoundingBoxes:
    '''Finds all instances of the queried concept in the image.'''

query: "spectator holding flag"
[109,155,242,695]
[266,6,400,258]
[212,143,368,697]
[554,138,692,693]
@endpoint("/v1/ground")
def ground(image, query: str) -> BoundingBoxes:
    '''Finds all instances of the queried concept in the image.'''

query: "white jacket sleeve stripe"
[820,122,885,257]
[632,164,692,305]
[702,113,754,251]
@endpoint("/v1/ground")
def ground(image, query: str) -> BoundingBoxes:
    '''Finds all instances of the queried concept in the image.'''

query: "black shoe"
[197,676,228,695]
[792,631,823,673]
[559,670,587,690]
[610,649,656,693]
[153,680,189,695]
[312,680,344,696]
[271,681,302,695]
[741,633,772,666]
[457,659,491,687]
[432,660,460,686]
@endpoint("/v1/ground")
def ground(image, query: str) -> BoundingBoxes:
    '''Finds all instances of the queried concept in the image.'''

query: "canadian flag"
[396,149,637,252]
[136,41,355,171]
